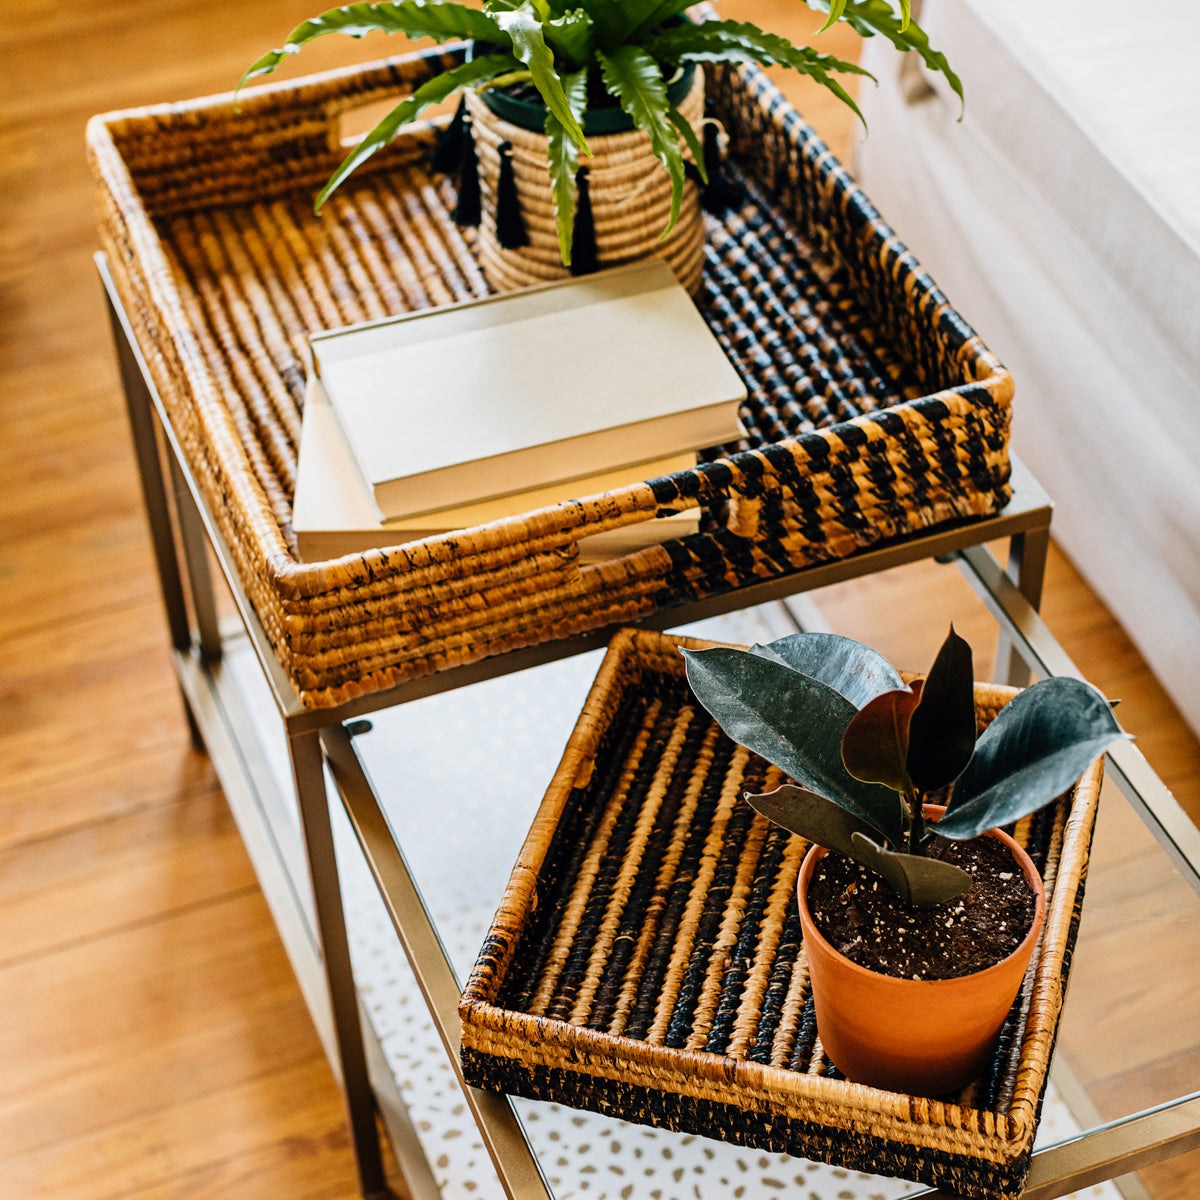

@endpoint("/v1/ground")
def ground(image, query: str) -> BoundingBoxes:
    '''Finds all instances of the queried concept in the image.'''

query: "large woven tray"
[89,46,1012,710]
[459,628,1104,1200]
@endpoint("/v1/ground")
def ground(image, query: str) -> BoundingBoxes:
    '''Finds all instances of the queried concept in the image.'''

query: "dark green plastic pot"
[471,46,696,136]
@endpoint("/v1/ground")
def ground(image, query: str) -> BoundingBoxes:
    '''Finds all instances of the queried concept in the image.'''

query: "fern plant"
[682,627,1127,907]
[240,0,960,265]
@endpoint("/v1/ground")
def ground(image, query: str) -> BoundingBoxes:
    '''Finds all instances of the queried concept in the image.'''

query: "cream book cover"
[309,258,745,520]
[293,378,701,563]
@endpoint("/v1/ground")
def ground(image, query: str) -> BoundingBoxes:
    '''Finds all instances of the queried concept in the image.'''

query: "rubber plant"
[680,626,1128,908]
[239,0,961,266]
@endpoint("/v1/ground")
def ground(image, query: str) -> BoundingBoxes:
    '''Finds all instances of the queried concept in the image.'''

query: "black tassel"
[451,111,481,227]
[569,166,598,276]
[430,94,468,176]
[696,116,744,215]
[495,141,529,249]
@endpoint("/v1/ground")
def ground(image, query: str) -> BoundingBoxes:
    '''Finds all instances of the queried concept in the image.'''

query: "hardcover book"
[292,378,701,563]
[308,258,746,520]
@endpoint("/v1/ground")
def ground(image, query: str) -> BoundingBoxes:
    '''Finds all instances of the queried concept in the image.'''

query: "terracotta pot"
[796,808,1046,1096]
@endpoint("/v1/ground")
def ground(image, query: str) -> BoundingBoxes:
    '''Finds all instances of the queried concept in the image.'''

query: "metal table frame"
[102,254,1200,1200]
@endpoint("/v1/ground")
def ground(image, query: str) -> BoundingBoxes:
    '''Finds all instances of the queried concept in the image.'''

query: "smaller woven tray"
[459,628,1105,1200]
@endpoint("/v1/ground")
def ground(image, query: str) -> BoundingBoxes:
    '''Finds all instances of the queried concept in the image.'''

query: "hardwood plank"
[0,741,212,854]
[0,535,162,639]
[0,638,188,808]
[0,789,255,966]
[808,552,1003,679]
[4,1060,358,1200]
[1084,1044,1200,1127]
[3,1,1198,1198]
[107,1129,370,1200]
[0,891,368,1199]
[0,891,301,1100]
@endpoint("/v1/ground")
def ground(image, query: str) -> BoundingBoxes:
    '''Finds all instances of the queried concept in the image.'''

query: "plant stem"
[909,790,927,852]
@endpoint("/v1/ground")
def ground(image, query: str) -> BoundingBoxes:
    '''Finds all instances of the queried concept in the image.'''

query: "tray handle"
[326,87,466,156]
[317,42,471,154]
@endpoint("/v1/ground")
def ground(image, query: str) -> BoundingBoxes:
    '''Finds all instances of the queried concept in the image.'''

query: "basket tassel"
[686,115,743,215]
[495,141,529,249]
[451,109,481,227]
[430,94,468,176]
[569,166,598,276]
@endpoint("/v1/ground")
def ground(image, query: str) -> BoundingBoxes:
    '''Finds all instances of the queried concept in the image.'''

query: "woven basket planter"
[88,44,1014,711]
[458,628,1106,1200]
[464,65,706,294]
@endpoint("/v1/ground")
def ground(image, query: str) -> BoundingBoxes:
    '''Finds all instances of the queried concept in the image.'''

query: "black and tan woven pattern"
[88,44,1012,709]
[459,629,1104,1200]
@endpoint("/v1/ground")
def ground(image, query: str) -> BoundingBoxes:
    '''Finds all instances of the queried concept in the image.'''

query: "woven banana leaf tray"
[459,629,1104,1200]
[89,46,1012,710]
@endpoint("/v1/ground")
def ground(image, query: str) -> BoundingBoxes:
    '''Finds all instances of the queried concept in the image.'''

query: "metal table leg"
[289,727,390,1197]
[167,450,222,663]
[995,523,1051,688]
[106,279,200,739]
[993,461,1053,689]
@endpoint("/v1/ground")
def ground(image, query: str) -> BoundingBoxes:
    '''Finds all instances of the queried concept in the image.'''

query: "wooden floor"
[2,2,1197,1199]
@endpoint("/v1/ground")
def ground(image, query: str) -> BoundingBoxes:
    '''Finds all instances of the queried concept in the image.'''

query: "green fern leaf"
[647,21,871,126]
[497,4,589,151]
[543,8,594,71]
[545,68,589,264]
[597,44,685,235]
[666,104,706,185]
[815,0,849,36]
[807,0,962,108]
[240,1,506,89]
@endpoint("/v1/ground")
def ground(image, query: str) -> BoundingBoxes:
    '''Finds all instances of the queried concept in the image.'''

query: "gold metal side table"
[101,244,1200,1200]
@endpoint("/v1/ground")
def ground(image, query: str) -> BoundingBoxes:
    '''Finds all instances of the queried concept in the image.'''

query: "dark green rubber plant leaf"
[936,677,1129,841]
[497,4,589,151]
[544,68,588,265]
[849,832,973,907]
[314,54,516,209]
[749,631,904,710]
[239,1,506,88]
[905,624,977,793]
[841,683,921,792]
[645,21,870,125]
[680,646,903,842]
[597,45,684,235]
[743,783,883,859]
